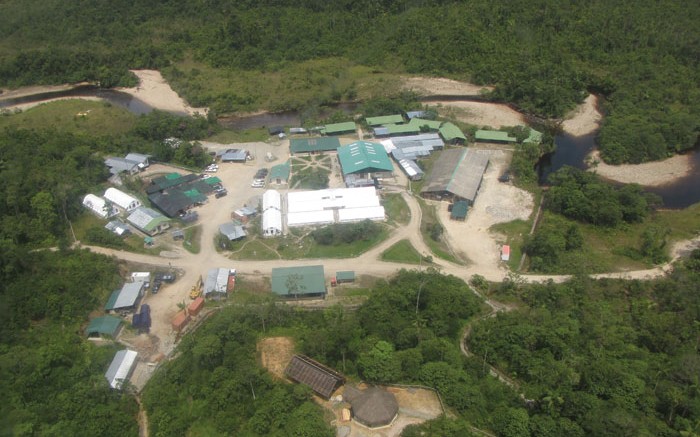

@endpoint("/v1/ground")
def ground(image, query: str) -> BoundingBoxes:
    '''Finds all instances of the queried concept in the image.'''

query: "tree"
[358,340,401,382]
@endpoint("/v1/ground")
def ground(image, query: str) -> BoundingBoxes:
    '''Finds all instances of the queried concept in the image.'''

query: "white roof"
[262,208,282,235]
[105,349,138,390]
[104,188,141,211]
[380,139,396,153]
[287,187,380,213]
[83,194,117,218]
[115,282,143,308]
[287,210,335,227]
[262,190,281,211]
[338,206,385,222]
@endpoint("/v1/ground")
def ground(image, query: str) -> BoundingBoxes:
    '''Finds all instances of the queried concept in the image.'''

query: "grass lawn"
[416,197,463,264]
[0,100,137,136]
[206,128,269,143]
[182,225,201,254]
[290,155,331,189]
[228,238,280,261]
[260,226,390,259]
[491,219,530,271]
[382,193,411,226]
[381,239,423,264]
[71,212,163,255]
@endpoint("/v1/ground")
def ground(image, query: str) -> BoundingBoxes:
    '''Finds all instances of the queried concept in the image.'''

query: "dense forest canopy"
[1,0,698,163]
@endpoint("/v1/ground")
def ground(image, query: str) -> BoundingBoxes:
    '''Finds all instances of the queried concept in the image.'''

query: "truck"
[189,275,203,299]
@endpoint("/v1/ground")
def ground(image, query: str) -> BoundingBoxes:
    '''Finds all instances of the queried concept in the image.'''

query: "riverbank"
[588,150,694,187]
[402,76,493,96]
[117,70,208,116]
[561,94,602,136]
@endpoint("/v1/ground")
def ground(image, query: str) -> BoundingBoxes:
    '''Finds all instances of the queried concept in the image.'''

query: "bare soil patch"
[117,70,208,116]
[561,94,601,136]
[588,150,693,186]
[401,76,492,96]
[258,336,295,379]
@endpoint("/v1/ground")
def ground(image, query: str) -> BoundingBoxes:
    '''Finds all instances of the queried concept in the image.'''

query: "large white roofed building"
[104,188,142,212]
[286,187,385,227]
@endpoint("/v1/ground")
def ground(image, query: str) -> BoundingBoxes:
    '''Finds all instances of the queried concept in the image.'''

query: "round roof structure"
[350,387,398,428]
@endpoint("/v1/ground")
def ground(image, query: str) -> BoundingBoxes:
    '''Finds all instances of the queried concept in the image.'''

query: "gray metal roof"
[221,149,248,162]
[114,282,143,309]
[421,149,489,202]
[105,350,138,390]
[124,153,150,165]
[105,157,139,175]
[219,222,247,240]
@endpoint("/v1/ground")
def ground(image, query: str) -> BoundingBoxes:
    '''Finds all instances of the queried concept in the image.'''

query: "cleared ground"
[258,336,295,380]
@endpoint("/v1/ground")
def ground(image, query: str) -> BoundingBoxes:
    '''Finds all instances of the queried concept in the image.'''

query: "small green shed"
[335,271,355,283]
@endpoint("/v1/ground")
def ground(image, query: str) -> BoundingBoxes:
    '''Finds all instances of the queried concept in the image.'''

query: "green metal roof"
[335,271,355,281]
[408,118,443,131]
[271,265,327,297]
[439,122,467,141]
[451,200,469,219]
[105,290,120,311]
[365,114,404,126]
[85,316,123,337]
[337,141,394,175]
[523,128,543,144]
[321,122,357,135]
[269,161,291,181]
[474,130,517,143]
[204,177,222,185]
[386,124,420,135]
[290,137,341,154]
[165,173,181,180]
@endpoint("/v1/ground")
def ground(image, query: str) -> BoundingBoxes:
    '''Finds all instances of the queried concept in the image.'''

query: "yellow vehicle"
[189,275,203,299]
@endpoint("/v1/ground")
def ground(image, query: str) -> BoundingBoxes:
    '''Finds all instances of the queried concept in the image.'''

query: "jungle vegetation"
[0,0,698,164]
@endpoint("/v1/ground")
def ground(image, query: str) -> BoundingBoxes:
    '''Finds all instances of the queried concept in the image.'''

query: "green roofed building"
[366,114,404,126]
[385,124,420,136]
[271,265,327,299]
[408,118,443,132]
[523,128,543,144]
[321,122,357,136]
[439,122,467,144]
[337,141,394,178]
[450,200,469,221]
[204,176,222,185]
[269,161,291,185]
[335,271,355,283]
[86,315,123,338]
[475,129,517,143]
[290,137,341,154]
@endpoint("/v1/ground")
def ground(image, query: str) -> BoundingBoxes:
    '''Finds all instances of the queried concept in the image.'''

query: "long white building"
[287,187,385,227]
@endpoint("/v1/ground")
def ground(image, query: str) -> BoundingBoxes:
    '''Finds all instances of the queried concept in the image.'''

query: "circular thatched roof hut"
[347,386,398,428]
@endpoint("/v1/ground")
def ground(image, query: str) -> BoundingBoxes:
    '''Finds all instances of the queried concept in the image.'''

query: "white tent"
[104,188,142,212]
[262,208,283,237]
[262,189,281,211]
[82,194,117,218]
